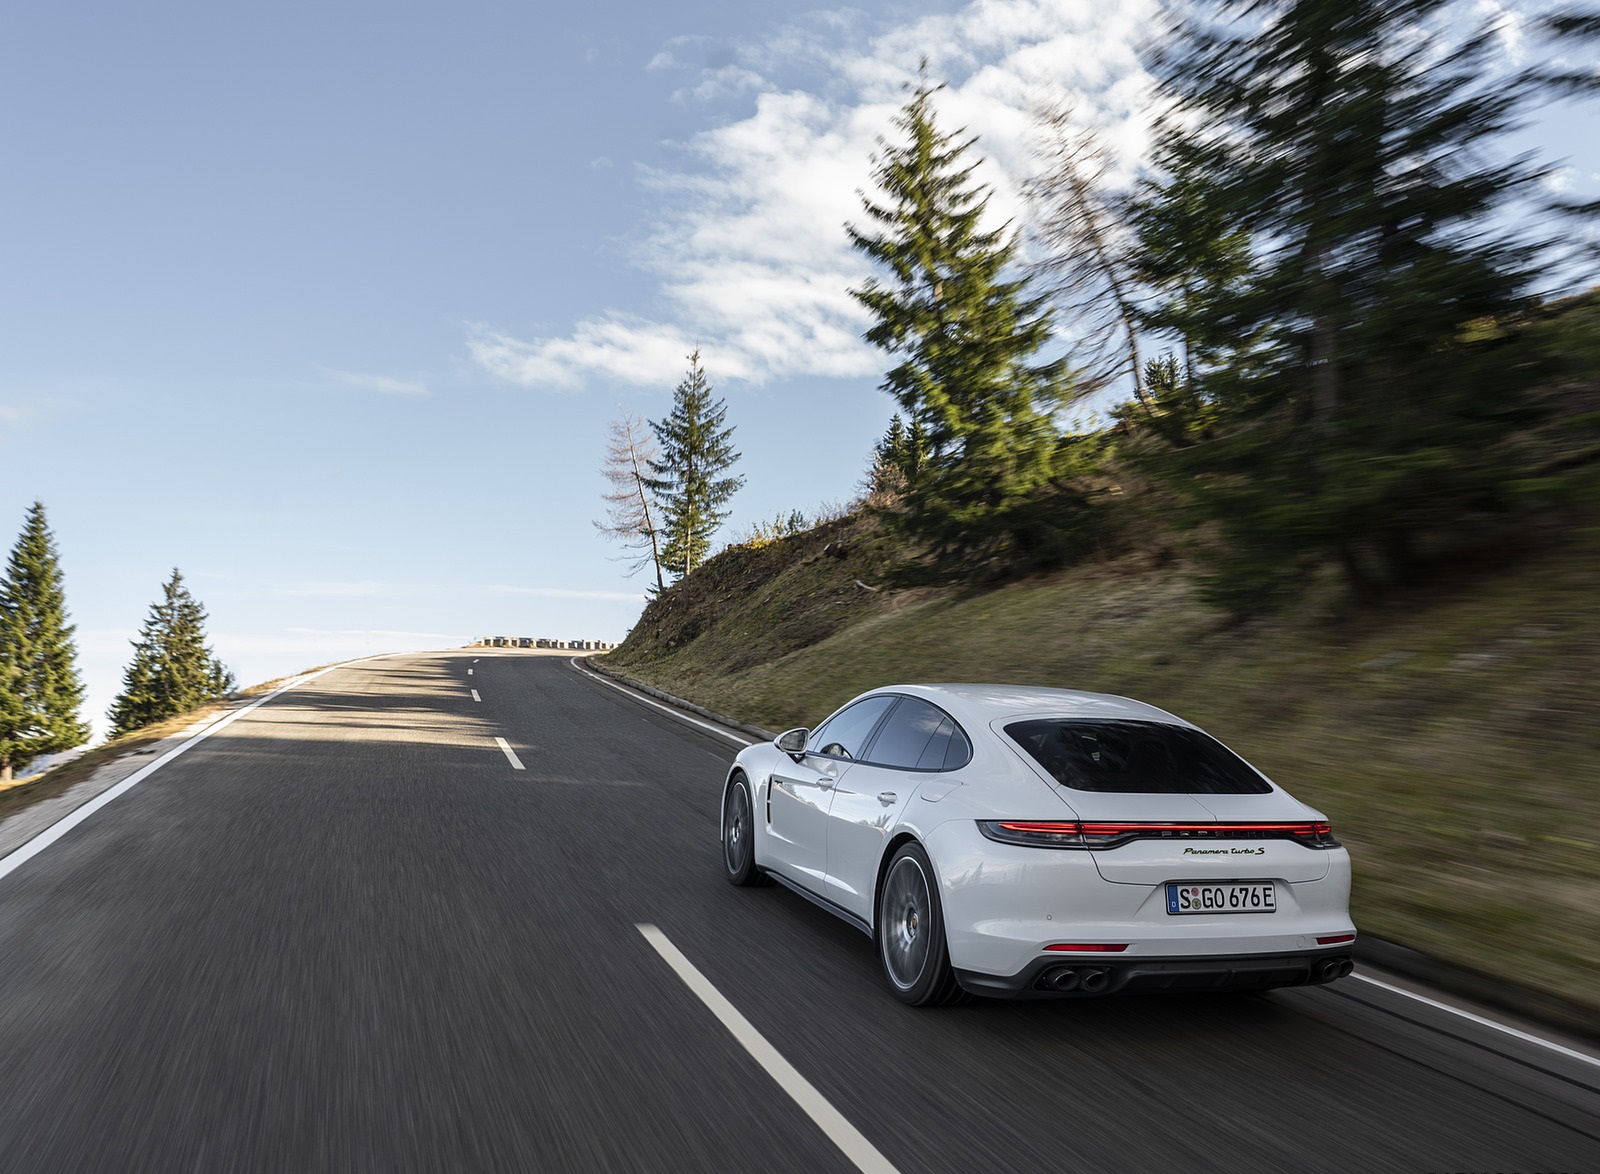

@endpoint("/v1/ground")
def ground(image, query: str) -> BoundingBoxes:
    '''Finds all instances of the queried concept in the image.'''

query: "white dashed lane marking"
[472,690,481,702]
[494,737,525,771]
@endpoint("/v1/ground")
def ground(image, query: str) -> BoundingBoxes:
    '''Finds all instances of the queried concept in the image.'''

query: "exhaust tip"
[1316,957,1354,983]
[1079,968,1110,994]
[1043,967,1080,992]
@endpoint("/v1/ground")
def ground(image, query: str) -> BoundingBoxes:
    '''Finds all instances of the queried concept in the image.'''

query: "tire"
[876,842,966,1006]
[721,774,769,887]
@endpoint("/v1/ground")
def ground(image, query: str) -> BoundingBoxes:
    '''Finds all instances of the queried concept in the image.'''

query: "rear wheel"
[877,842,965,1006]
[721,774,769,886]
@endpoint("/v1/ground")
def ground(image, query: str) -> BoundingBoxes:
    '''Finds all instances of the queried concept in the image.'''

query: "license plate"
[1166,882,1276,915]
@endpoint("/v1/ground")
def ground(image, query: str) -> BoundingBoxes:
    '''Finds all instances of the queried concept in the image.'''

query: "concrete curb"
[587,656,1600,1044]
[583,658,777,744]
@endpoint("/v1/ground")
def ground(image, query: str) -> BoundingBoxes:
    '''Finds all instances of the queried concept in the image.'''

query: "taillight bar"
[977,820,1340,850]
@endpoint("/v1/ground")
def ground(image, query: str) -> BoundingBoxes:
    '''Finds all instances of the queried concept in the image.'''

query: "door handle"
[878,792,896,806]
[816,777,835,790]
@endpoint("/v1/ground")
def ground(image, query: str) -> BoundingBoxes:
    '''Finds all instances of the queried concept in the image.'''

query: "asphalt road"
[0,652,1596,1173]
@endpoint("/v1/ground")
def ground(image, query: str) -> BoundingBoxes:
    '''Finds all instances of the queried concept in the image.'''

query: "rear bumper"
[925,819,1354,977]
[955,946,1356,999]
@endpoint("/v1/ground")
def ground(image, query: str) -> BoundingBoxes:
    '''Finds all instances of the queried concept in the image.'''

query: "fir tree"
[0,502,89,780]
[108,569,236,737]
[646,350,745,580]
[866,413,930,503]
[848,75,1071,567]
[1128,131,1256,440]
[1138,0,1573,608]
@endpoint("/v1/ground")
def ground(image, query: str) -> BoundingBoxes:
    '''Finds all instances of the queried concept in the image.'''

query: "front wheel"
[722,774,769,887]
[877,842,965,1006]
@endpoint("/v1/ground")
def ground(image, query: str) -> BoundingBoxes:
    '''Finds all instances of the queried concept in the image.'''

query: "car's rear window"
[1003,719,1272,794]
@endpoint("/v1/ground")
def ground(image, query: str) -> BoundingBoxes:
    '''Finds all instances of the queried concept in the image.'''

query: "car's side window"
[942,726,973,770]
[914,718,956,770]
[809,696,896,760]
[855,697,971,772]
[865,697,951,770]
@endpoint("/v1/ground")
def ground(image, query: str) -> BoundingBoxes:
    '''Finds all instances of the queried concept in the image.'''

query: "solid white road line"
[570,660,754,748]
[635,924,900,1174]
[0,658,379,885]
[1352,972,1600,1072]
[494,736,525,771]
[471,690,481,702]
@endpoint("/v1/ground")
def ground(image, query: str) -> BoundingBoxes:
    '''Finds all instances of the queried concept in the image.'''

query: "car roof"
[866,683,1193,729]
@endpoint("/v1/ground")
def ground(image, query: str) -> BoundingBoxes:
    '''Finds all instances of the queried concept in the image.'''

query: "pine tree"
[1137,0,1570,608]
[108,569,236,737]
[0,502,89,781]
[866,413,931,504]
[1129,131,1256,430]
[646,350,745,580]
[848,75,1071,567]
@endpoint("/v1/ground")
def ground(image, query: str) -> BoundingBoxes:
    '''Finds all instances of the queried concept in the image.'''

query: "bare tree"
[1025,98,1151,410]
[595,410,666,594]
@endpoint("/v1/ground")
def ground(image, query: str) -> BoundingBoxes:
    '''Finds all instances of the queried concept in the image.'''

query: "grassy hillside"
[606,514,1600,1016]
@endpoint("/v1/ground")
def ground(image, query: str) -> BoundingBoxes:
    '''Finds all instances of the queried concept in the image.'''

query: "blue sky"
[2,0,1596,738]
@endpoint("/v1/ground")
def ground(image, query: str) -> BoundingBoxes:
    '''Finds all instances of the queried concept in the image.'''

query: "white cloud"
[316,365,430,397]
[648,35,712,72]
[467,317,693,391]
[676,64,768,104]
[469,0,1158,393]
[484,584,645,602]
[214,628,458,654]
[268,581,390,598]
[1546,166,1577,194]
[0,397,70,426]
[1471,0,1530,65]
[249,578,644,603]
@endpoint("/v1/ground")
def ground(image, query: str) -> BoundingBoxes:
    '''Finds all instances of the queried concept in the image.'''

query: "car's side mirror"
[775,728,809,759]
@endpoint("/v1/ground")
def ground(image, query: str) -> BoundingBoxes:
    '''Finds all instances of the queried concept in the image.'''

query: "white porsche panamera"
[719,684,1356,1006]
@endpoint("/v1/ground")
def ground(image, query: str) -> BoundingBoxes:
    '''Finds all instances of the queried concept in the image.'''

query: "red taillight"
[981,821,1090,847]
[1045,943,1129,953]
[978,820,1341,850]
[1299,821,1340,848]
[1317,933,1356,945]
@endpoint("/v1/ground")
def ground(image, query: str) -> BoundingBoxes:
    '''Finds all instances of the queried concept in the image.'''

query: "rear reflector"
[1316,933,1356,945]
[1045,943,1129,953]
